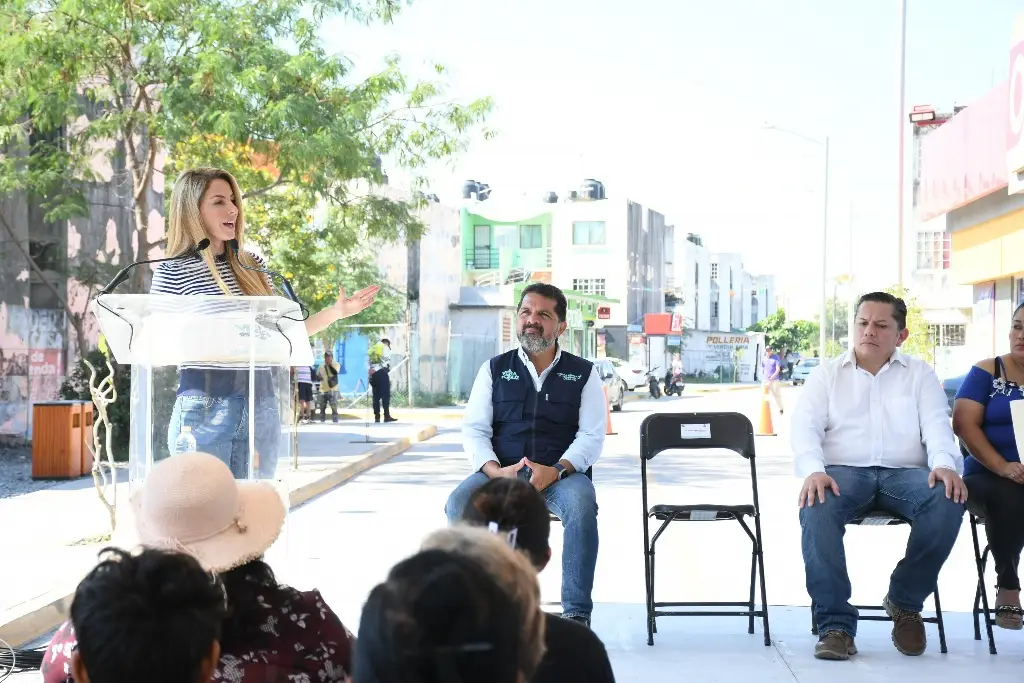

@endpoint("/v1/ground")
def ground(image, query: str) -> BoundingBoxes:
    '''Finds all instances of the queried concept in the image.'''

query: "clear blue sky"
[325,0,1022,310]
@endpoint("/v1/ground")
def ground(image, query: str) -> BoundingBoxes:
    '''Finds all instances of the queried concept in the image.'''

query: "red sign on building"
[643,313,684,335]
[597,306,611,320]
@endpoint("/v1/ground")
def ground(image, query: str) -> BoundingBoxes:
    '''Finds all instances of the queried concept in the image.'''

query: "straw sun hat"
[129,452,286,573]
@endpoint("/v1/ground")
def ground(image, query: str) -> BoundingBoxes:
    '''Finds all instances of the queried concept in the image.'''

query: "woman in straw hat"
[154,167,380,478]
[41,452,354,683]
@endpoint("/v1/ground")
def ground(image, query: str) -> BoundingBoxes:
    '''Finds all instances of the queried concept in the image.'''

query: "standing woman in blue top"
[953,301,1024,630]
[152,168,379,478]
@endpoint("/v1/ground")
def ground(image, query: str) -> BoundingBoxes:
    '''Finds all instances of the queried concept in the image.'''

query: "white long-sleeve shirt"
[790,348,961,479]
[461,347,607,474]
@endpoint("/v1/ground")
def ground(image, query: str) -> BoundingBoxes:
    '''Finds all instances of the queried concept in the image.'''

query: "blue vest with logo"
[489,348,593,467]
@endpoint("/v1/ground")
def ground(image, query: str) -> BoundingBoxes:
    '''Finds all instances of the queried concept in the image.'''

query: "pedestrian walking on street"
[152,168,379,478]
[317,351,341,423]
[369,338,396,422]
[762,345,784,414]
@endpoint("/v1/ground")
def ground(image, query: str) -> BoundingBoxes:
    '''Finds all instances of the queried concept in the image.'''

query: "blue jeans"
[445,469,599,619]
[167,394,281,479]
[800,465,965,637]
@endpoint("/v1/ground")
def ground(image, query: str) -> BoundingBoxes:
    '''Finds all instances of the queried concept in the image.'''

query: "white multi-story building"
[665,228,775,333]
[907,106,974,377]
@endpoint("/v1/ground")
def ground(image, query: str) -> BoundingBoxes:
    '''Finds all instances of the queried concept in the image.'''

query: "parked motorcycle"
[646,366,662,399]
[663,371,685,397]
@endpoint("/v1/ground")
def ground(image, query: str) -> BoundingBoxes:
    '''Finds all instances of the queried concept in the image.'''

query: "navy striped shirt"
[150,251,278,397]
[150,252,269,296]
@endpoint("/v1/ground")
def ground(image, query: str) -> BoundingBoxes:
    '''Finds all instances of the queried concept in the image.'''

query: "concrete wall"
[374,189,463,397]
[448,307,516,398]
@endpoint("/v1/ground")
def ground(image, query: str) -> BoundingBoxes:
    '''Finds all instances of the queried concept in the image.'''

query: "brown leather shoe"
[813,630,857,660]
[883,595,926,656]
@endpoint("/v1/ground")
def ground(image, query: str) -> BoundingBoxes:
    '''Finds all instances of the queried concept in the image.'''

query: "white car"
[607,357,649,390]
[791,357,821,385]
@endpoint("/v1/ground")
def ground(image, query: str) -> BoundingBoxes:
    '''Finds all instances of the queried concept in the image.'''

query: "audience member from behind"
[354,548,531,683]
[42,452,354,683]
[67,547,226,683]
[421,526,546,676]
[462,477,616,683]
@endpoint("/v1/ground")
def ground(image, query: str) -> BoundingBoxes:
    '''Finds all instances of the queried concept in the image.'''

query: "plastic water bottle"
[174,426,197,454]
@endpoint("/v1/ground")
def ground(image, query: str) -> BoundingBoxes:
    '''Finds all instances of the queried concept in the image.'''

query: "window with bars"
[710,263,719,281]
[572,221,606,245]
[915,231,951,270]
[572,278,606,297]
[927,324,966,347]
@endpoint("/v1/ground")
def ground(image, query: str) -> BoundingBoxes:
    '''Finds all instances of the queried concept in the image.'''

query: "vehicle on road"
[646,366,662,399]
[942,373,966,413]
[791,357,821,385]
[663,370,685,396]
[606,357,649,390]
[593,358,627,411]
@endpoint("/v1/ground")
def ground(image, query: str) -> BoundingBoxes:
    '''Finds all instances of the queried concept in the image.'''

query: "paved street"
[272,385,1024,681]
[7,385,1024,681]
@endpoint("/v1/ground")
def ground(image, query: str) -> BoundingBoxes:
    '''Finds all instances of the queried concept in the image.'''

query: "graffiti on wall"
[0,305,65,436]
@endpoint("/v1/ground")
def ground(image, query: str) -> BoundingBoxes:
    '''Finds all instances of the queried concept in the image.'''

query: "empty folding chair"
[640,412,770,646]
[809,509,948,654]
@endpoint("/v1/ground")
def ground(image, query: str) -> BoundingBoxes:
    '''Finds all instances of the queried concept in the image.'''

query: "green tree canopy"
[885,284,933,365]
[0,0,493,349]
[747,308,819,353]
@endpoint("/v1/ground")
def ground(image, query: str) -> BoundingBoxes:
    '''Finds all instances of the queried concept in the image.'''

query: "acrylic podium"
[91,293,314,497]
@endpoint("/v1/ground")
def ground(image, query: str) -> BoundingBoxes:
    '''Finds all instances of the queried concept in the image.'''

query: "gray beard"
[518,328,555,355]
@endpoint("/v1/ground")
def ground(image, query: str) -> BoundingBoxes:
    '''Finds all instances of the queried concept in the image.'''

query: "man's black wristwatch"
[553,463,569,481]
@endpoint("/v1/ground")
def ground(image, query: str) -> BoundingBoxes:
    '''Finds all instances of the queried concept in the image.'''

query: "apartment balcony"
[464,246,552,271]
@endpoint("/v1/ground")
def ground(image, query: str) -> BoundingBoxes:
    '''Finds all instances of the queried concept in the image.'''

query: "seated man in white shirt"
[791,291,966,661]
[444,283,606,628]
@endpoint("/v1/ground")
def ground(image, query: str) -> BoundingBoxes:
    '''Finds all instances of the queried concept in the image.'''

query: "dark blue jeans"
[167,394,281,479]
[799,465,965,637]
[445,469,599,619]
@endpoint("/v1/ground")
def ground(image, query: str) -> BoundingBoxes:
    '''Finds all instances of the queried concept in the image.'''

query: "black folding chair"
[640,412,770,646]
[970,513,998,654]
[808,509,948,654]
[958,440,997,654]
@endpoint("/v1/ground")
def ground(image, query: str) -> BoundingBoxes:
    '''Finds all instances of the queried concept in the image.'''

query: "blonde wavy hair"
[421,525,546,679]
[167,168,273,296]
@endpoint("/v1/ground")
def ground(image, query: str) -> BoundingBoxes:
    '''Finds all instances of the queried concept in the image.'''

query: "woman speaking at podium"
[151,168,379,478]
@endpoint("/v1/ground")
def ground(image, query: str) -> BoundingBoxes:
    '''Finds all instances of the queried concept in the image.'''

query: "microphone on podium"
[98,239,211,295]
[227,239,305,313]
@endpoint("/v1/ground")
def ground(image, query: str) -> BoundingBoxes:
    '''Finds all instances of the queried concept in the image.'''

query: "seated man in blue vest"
[445,282,607,628]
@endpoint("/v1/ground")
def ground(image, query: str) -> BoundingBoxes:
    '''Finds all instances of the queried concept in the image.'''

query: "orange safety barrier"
[756,383,776,437]
[603,385,617,436]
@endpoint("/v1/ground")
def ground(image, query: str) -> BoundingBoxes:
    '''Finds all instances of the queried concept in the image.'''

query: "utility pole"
[896,0,908,287]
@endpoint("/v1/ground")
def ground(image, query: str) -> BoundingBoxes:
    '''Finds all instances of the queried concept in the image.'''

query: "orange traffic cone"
[603,385,617,436]
[756,383,776,437]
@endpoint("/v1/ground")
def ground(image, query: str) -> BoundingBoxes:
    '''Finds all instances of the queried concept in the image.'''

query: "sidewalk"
[0,420,438,647]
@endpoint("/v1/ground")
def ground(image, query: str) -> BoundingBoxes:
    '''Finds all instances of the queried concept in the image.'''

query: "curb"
[0,424,440,649]
[333,411,466,422]
[691,385,760,393]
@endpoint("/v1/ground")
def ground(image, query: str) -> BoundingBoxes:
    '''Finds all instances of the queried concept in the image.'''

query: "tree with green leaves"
[748,308,819,354]
[885,284,934,365]
[0,0,493,351]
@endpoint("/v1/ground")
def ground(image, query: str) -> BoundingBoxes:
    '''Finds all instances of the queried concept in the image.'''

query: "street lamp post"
[896,0,908,287]
[762,125,831,358]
